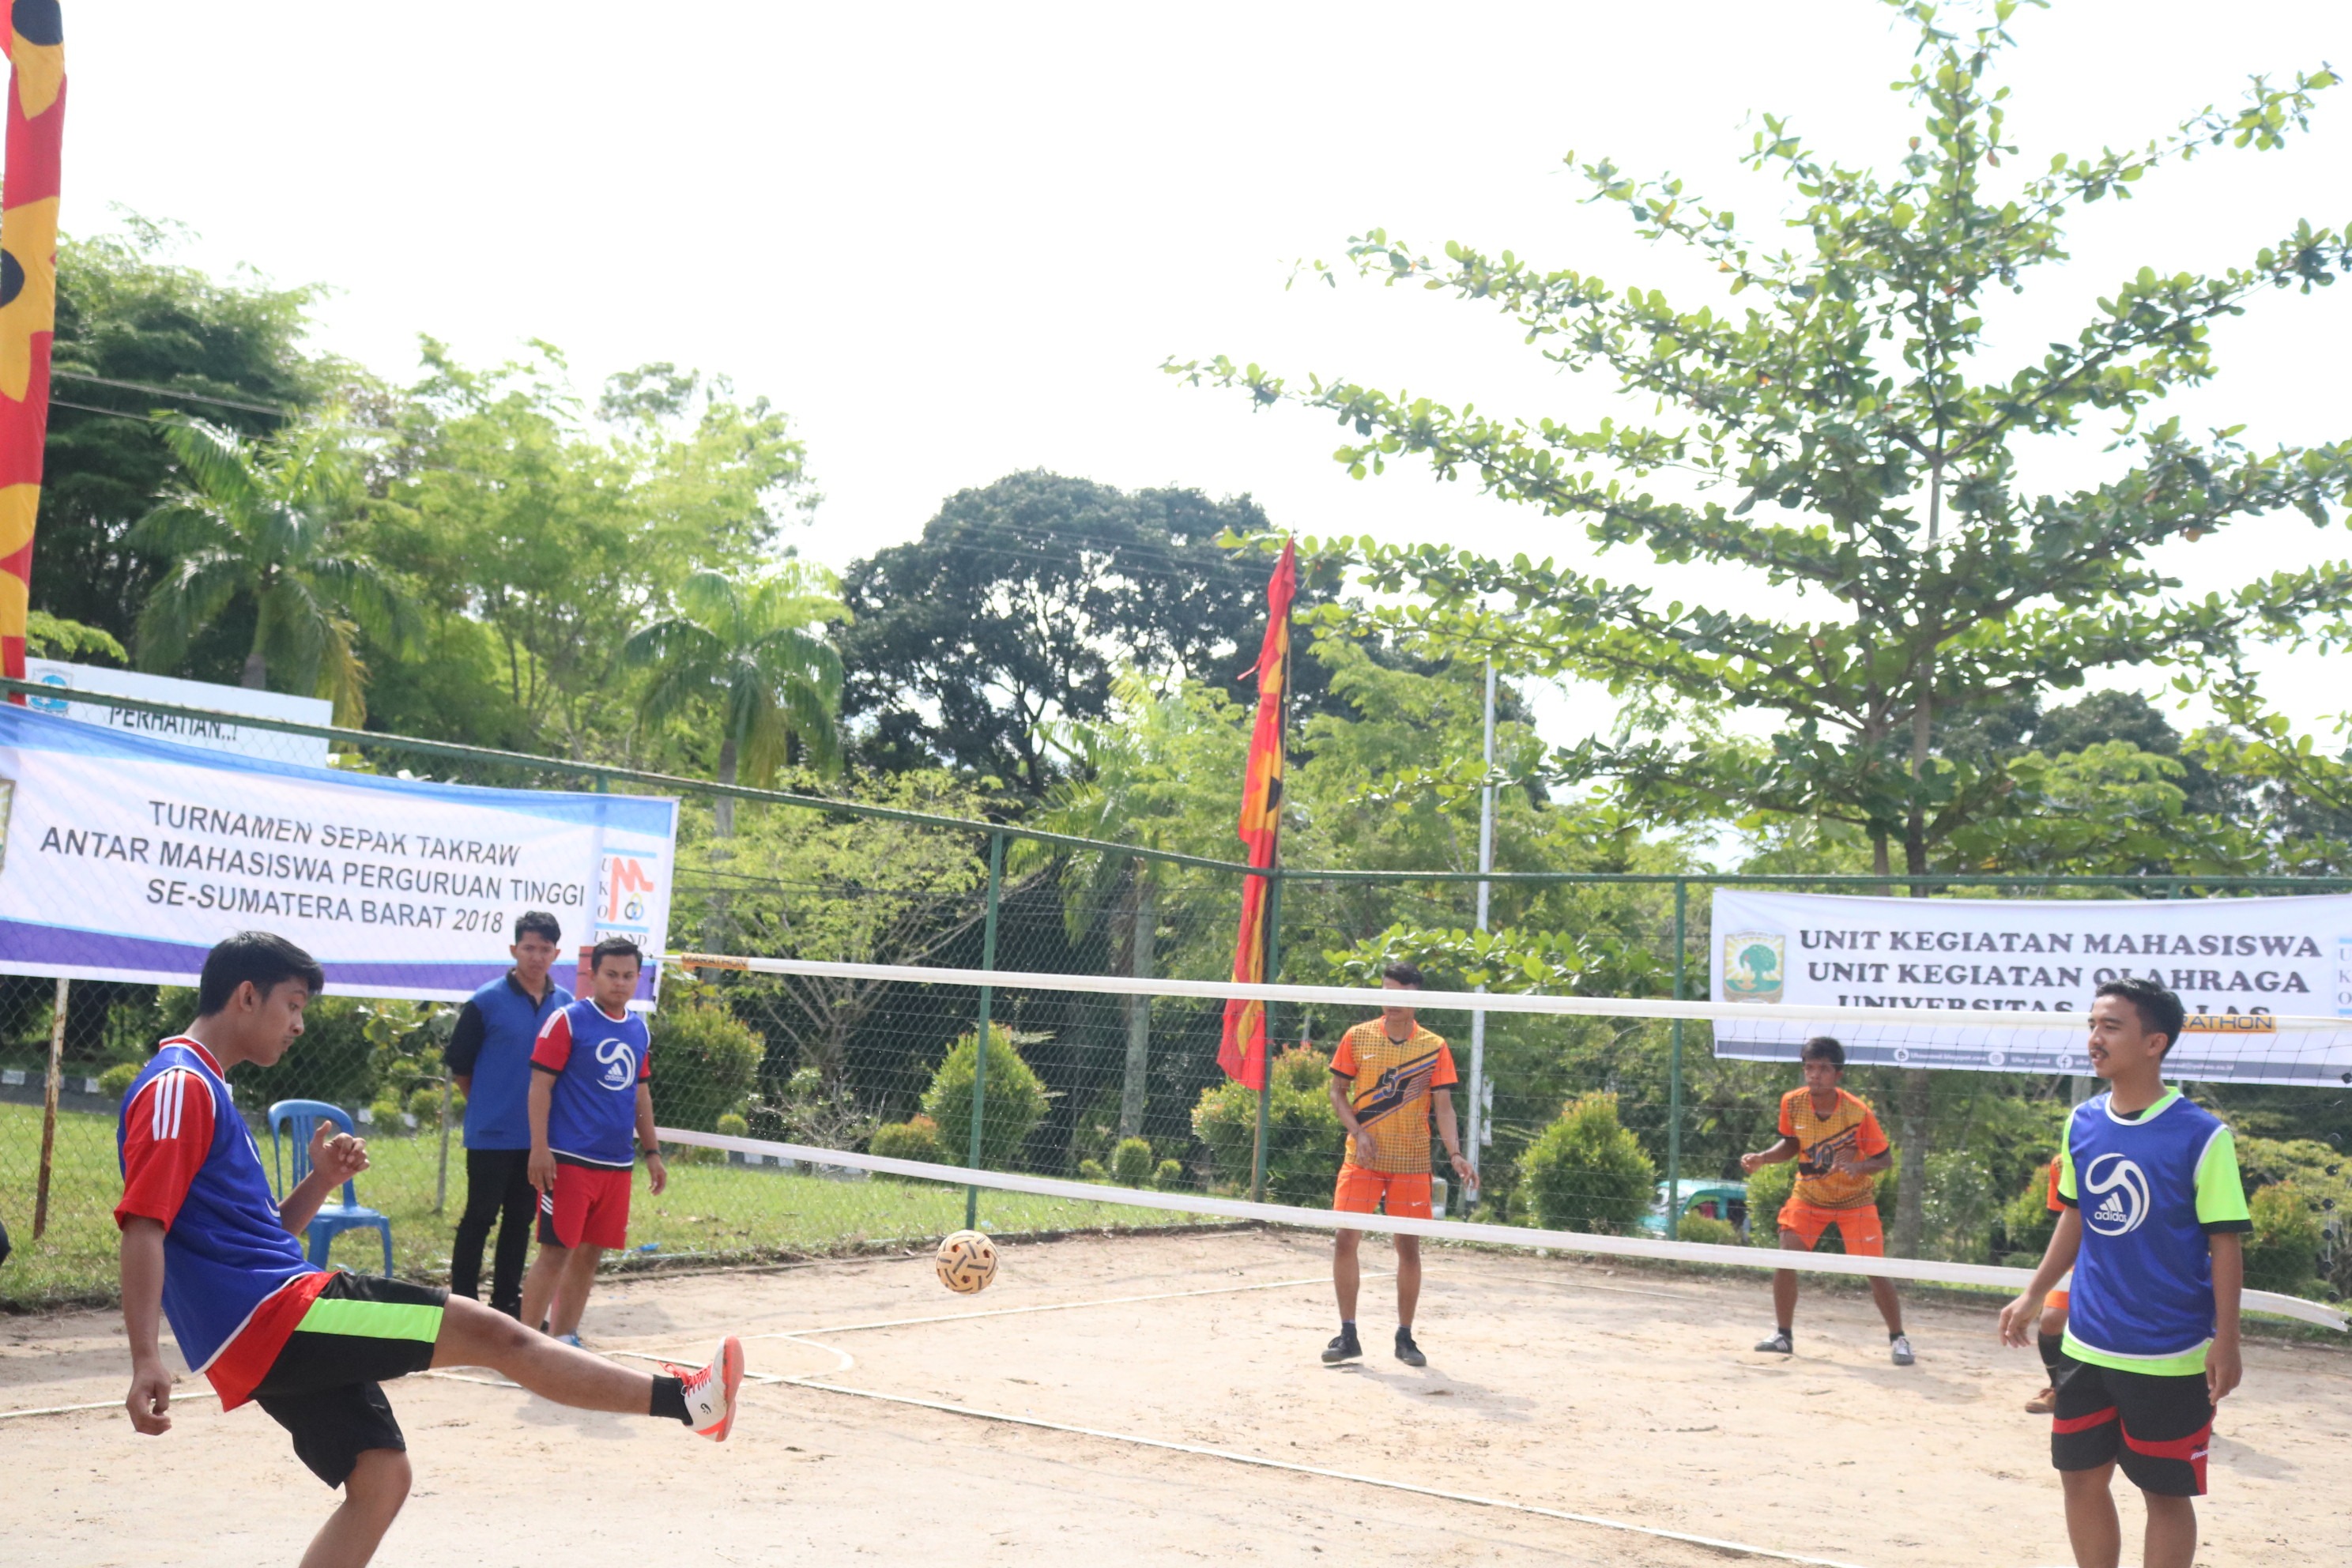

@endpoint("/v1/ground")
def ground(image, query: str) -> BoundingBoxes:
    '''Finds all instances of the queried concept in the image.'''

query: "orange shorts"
[2048,1269,2072,1314]
[1334,1164,1431,1219]
[1777,1199,1884,1257]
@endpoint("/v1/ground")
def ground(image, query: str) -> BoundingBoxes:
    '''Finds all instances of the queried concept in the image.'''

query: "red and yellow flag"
[0,1,64,688]
[1217,539,1296,1089]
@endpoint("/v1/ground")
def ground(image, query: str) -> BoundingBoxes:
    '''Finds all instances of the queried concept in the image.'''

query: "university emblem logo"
[1722,932,1785,1004]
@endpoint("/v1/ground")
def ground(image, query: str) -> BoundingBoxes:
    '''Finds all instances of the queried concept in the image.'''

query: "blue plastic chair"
[267,1099,394,1274]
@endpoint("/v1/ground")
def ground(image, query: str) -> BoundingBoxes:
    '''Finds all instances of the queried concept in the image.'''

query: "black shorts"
[2050,1352,2214,1496]
[251,1274,448,1488]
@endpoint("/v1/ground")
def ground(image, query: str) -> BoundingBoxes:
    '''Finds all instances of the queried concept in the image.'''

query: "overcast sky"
[64,2,2352,748]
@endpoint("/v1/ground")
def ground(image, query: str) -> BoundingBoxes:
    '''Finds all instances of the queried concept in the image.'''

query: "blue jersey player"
[2000,975,2250,1568]
[117,931,741,1568]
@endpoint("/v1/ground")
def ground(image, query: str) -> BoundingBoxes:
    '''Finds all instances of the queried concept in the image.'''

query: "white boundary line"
[653,1125,2349,1332]
[664,950,2352,1036]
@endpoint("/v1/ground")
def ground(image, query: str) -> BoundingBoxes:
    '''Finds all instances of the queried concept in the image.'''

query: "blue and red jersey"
[531,998,651,1168]
[114,1038,330,1408]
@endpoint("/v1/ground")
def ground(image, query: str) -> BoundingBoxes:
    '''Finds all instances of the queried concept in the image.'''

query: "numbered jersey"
[531,999,651,1168]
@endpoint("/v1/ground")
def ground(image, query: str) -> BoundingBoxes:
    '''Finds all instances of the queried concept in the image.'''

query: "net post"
[435,1072,454,1216]
[33,976,66,1239]
[1250,866,1283,1204]
[965,829,1005,1231]
[1667,879,1685,1240]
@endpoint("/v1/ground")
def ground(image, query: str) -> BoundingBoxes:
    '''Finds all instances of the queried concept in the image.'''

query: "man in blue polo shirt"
[444,911,570,1318]
[2000,975,2250,1568]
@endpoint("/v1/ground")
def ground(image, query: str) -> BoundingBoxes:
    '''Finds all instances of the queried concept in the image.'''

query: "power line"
[51,368,296,419]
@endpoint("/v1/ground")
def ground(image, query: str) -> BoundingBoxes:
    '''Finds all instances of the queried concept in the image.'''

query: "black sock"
[1340,1318,1356,1336]
[1396,1324,1414,1339]
[650,1374,691,1424]
[1889,1329,1905,1341]
[2037,1331,2065,1378]
[1776,1325,1792,1337]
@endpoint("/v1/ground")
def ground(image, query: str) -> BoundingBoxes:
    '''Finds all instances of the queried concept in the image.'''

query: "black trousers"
[450,1148,536,1317]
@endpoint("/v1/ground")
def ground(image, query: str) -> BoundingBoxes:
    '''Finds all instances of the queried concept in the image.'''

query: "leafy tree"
[373,343,812,759]
[38,221,337,652]
[625,563,846,836]
[1171,2,2352,1253]
[130,417,421,721]
[839,470,1310,793]
[1517,1091,1656,1233]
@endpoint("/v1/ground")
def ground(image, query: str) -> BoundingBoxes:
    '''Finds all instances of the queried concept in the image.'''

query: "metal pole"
[435,1073,454,1216]
[1250,867,1283,1204]
[965,831,1004,1231]
[1668,879,1686,1240]
[33,976,66,1239]
[1468,661,1497,1198]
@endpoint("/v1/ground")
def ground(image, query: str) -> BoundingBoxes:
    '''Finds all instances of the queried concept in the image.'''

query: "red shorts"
[537,1161,631,1250]
[1777,1199,1884,1257]
[1334,1164,1431,1219]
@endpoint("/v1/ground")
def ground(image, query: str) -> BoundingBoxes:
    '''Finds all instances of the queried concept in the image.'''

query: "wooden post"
[33,975,66,1239]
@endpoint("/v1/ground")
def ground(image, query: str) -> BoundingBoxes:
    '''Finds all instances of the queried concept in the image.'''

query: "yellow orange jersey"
[1331,1020,1457,1175]
[1777,1087,1888,1210]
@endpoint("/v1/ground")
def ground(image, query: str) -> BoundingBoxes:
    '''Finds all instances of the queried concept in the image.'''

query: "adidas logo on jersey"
[2082,1154,2150,1236]
[2097,1194,2127,1219]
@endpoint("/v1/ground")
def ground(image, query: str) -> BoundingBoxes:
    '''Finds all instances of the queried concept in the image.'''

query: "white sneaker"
[1890,1334,1916,1366]
[670,1335,744,1442]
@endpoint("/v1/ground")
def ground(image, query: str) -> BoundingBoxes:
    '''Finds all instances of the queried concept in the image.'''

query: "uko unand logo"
[2083,1153,2150,1237]
[594,1036,637,1091]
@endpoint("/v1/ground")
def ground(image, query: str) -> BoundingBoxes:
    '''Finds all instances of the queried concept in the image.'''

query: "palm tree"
[624,564,846,837]
[130,417,422,724]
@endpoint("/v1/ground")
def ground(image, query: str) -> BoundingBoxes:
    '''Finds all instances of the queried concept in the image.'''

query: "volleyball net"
[655,952,2350,1332]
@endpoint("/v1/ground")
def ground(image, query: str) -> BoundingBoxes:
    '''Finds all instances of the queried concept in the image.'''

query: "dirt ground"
[6,1228,2348,1567]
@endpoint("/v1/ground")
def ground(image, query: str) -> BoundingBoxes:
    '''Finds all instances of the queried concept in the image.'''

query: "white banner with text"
[1708,889,2352,1085]
[0,703,677,1002]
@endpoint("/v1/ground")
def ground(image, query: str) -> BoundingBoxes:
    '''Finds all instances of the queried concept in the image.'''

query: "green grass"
[0,1102,1218,1310]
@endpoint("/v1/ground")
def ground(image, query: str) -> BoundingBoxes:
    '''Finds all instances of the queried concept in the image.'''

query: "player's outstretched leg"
[432,1294,744,1439]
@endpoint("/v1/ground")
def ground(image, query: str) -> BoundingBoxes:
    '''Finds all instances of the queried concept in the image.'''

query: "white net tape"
[670,952,2352,1087]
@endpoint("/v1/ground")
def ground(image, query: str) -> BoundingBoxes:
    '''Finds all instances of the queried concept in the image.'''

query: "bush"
[98,1060,140,1100]
[716,1111,749,1139]
[1191,1046,1344,1204]
[1077,1158,1106,1181]
[405,1084,453,1129]
[651,1003,765,1132]
[871,1115,945,1175]
[1924,1149,1998,1264]
[1678,1213,1741,1247]
[921,1028,1051,1169]
[1517,1091,1656,1234]
[1067,1086,1125,1172]
[1110,1136,1155,1188]
[1154,1158,1185,1190]
[2000,1171,2059,1260]
[367,1095,410,1133]
[2245,1183,2324,1295]
[1745,1158,1795,1242]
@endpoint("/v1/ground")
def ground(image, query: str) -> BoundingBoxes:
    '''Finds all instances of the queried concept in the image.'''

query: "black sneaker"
[1754,1329,1793,1355]
[1321,1330,1363,1365]
[1395,1329,1427,1367]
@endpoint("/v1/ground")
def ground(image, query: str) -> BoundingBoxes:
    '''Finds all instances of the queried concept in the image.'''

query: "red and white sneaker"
[669,1336,744,1442]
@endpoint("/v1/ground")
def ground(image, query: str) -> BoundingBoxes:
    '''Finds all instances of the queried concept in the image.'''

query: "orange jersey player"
[1739,1035,1913,1366]
[1321,960,1474,1370]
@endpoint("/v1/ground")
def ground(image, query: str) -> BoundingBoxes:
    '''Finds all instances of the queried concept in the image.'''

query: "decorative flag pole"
[1219,540,1295,1197]
[0,0,63,689]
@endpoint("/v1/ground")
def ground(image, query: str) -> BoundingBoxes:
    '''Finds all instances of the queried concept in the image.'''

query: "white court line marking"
[761,1341,1869,1568]
[747,1269,1395,1340]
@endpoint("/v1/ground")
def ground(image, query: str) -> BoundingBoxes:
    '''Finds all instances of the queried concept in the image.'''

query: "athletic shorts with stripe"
[250,1272,447,1488]
[2050,1351,2214,1496]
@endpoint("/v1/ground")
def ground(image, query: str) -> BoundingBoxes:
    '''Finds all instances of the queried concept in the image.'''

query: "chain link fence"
[2,682,2346,1309]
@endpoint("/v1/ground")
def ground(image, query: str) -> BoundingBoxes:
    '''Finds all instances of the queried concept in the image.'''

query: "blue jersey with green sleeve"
[2057,1087,2252,1376]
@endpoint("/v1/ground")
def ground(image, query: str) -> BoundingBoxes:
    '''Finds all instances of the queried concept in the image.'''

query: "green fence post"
[1250,867,1283,1204]
[965,830,1005,1231]
[1668,877,1687,1238]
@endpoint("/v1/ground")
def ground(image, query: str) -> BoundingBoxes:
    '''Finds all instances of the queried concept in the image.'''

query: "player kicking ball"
[1739,1035,1914,1366]
[2000,977,2248,1568]
[116,931,743,1568]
